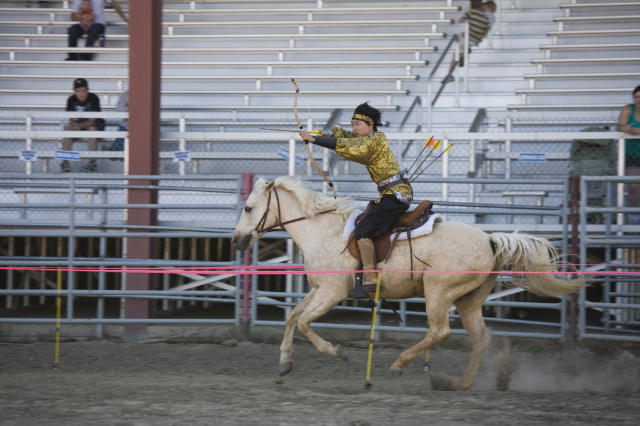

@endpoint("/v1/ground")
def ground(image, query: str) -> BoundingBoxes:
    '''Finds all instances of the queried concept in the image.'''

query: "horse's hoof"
[336,344,349,362]
[279,361,293,377]
[387,368,403,378]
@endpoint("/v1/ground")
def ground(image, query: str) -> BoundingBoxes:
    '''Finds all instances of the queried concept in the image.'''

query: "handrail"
[398,96,422,133]
[398,25,466,160]
[467,108,486,180]
[427,33,460,104]
[426,21,469,131]
[398,96,423,162]
[469,108,486,132]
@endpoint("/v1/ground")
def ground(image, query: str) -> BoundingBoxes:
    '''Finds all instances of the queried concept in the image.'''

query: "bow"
[291,78,337,198]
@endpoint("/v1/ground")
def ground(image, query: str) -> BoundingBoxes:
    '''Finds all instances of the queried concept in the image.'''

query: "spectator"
[78,0,96,34]
[482,1,496,27]
[66,0,128,61]
[442,0,491,84]
[60,78,104,173]
[617,85,640,223]
[108,89,128,154]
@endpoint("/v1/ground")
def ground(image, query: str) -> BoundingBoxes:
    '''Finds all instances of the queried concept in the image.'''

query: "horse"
[231,176,588,390]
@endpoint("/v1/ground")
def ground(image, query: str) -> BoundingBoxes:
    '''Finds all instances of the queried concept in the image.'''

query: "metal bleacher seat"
[552,14,640,31]
[507,1,640,112]
[0,32,447,49]
[0,18,452,33]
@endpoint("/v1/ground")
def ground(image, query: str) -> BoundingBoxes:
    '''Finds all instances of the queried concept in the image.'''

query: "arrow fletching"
[425,136,435,147]
[410,141,455,182]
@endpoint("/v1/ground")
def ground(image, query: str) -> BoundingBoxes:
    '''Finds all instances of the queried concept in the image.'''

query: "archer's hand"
[299,130,315,142]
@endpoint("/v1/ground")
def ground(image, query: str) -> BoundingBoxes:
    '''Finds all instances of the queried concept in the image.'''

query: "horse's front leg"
[296,283,350,363]
[279,288,317,376]
[388,295,453,377]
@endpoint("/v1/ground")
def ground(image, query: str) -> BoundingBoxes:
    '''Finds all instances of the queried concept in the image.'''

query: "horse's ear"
[264,179,275,192]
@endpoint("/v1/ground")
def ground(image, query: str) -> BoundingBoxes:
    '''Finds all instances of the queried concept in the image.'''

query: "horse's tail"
[489,232,588,298]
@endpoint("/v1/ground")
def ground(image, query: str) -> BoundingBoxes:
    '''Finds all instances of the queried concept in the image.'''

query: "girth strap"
[367,298,403,324]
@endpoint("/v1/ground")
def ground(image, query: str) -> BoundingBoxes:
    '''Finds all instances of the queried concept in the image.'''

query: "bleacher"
[511,1,640,111]
[0,0,455,177]
[472,0,638,216]
[1,0,639,226]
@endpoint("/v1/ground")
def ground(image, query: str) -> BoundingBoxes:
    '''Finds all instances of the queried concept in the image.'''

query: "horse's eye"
[244,206,252,213]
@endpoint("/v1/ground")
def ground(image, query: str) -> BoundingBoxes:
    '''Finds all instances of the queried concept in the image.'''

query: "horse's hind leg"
[453,277,495,390]
[279,288,316,376]
[296,285,349,362]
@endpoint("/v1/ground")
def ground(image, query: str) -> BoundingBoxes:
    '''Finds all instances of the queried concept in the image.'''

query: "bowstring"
[299,90,336,185]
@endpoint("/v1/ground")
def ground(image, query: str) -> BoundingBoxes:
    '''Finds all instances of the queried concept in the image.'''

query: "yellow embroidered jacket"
[331,126,412,202]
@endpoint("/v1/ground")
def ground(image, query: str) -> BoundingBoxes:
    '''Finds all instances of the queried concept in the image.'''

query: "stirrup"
[350,273,380,299]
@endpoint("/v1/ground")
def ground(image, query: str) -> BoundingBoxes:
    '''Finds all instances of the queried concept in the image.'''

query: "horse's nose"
[232,234,247,251]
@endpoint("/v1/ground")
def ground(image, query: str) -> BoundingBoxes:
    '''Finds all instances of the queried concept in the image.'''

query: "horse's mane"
[256,176,356,218]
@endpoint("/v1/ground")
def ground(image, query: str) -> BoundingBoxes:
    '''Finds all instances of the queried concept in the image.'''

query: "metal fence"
[577,176,640,342]
[1,171,638,343]
[0,174,245,338]
[0,111,628,184]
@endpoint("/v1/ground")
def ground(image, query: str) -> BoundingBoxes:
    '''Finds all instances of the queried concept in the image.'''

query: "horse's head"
[232,178,277,252]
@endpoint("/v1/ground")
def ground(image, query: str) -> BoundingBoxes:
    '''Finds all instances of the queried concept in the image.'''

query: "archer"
[300,102,412,296]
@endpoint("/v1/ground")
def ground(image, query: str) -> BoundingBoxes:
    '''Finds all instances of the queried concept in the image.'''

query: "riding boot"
[352,238,380,298]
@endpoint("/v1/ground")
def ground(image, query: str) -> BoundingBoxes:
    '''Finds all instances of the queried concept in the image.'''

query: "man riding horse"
[300,102,412,296]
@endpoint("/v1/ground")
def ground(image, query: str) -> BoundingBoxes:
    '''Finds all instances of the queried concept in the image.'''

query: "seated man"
[60,78,104,173]
[66,0,128,61]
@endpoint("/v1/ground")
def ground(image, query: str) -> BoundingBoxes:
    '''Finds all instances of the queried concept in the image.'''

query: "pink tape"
[0,266,636,275]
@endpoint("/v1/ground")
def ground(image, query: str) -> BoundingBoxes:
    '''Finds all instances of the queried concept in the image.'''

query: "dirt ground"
[1,336,639,426]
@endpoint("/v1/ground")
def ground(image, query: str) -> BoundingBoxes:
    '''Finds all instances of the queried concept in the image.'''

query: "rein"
[254,187,335,234]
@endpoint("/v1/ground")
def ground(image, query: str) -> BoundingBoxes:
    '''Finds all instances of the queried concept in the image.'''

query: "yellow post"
[53,268,62,370]
[364,272,383,390]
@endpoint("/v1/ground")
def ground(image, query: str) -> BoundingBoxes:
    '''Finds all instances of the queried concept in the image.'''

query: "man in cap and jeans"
[66,0,128,61]
[61,78,104,172]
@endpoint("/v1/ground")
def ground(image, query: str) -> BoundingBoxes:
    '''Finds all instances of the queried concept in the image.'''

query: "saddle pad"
[342,209,442,241]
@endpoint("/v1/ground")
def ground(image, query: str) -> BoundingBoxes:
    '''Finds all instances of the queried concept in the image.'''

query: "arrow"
[409,139,442,180]
[261,128,322,135]
[411,143,455,182]
[406,136,434,175]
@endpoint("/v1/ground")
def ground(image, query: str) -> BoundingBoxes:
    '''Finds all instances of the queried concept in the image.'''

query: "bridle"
[252,186,335,235]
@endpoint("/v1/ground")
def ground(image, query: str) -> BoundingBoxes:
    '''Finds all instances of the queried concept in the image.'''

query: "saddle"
[346,199,434,264]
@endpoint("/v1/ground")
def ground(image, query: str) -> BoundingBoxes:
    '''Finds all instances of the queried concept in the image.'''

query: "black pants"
[354,194,410,240]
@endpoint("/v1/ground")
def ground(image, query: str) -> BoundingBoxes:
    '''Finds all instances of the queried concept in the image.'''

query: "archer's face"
[351,120,373,138]
[634,91,640,108]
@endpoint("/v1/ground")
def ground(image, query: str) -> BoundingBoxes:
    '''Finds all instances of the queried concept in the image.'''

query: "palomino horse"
[232,177,587,390]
